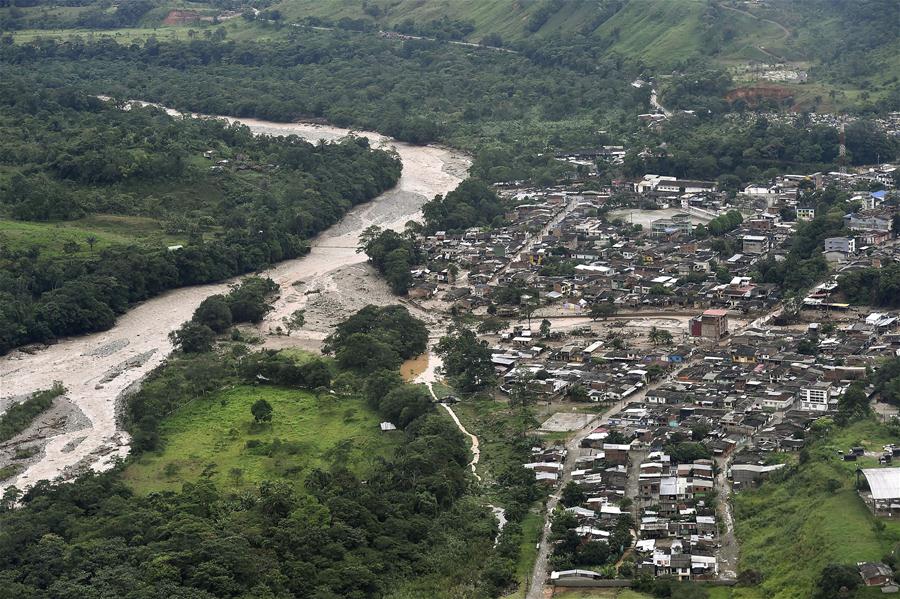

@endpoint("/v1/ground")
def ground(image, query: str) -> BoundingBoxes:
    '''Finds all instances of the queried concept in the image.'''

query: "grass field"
[123,385,398,494]
[500,507,545,599]
[734,418,900,599]
[0,214,182,257]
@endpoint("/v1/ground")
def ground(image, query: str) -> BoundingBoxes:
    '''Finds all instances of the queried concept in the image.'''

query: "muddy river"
[0,109,469,492]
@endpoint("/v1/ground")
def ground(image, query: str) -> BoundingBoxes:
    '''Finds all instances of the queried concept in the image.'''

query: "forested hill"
[267,0,898,75]
[0,74,402,354]
[2,1,895,111]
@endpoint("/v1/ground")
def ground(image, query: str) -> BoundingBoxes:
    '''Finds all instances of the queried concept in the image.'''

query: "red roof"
[703,309,728,317]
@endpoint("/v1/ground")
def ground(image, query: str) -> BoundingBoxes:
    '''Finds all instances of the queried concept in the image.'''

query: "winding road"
[0,109,470,494]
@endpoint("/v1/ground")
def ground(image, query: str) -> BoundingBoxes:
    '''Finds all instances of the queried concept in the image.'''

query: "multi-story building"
[690,309,729,339]
[798,381,833,411]
[796,206,816,221]
[742,235,769,254]
[846,210,893,232]
[651,213,693,237]
[824,236,855,253]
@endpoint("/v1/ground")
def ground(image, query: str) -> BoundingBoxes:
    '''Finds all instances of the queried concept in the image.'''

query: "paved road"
[650,88,671,117]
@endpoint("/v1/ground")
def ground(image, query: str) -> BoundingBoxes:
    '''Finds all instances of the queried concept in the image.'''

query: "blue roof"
[872,190,887,199]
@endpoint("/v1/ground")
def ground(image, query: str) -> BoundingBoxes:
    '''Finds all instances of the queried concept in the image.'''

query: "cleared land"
[123,385,398,494]
[0,215,181,257]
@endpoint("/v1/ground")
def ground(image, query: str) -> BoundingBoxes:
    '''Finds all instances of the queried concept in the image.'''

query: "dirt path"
[440,403,482,481]
[717,2,791,61]
[413,350,483,481]
[0,110,469,494]
[717,2,791,39]
[650,88,671,117]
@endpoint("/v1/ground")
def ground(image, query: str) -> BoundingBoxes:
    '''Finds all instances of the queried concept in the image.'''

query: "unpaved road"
[0,110,469,493]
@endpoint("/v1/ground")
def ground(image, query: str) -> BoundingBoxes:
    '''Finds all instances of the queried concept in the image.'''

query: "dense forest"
[0,73,401,353]
[359,227,421,295]
[422,179,506,233]
[0,31,644,145]
[0,26,893,193]
[623,115,898,185]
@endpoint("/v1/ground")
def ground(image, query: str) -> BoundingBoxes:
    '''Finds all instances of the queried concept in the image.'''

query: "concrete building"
[637,174,717,194]
[731,463,786,487]
[846,210,893,232]
[824,236,855,253]
[651,213,693,237]
[742,235,769,254]
[798,381,832,411]
[796,207,815,221]
[690,309,729,339]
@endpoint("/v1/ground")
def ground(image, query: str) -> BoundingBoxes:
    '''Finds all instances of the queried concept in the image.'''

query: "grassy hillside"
[733,418,900,599]
[260,0,895,103]
[124,384,398,494]
[0,215,181,258]
[593,0,785,65]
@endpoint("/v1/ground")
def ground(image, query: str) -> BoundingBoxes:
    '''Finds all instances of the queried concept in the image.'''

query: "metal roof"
[862,468,900,500]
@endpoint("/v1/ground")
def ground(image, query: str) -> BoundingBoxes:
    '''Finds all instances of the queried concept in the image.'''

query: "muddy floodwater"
[0,108,469,493]
[401,353,431,382]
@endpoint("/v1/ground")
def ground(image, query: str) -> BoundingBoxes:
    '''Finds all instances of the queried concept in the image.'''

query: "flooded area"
[401,353,431,382]
[0,108,470,493]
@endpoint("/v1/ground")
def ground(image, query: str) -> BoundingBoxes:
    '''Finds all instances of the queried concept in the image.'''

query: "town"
[386,159,900,592]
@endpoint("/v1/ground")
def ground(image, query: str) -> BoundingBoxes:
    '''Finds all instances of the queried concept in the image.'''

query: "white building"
[824,236,855,253]
[796,207,815,221]
[798,381,833,411]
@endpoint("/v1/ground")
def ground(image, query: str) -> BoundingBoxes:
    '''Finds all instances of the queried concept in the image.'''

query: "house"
[603,443,631,465]
[823,236,855,263]
[670,554,692,581]
[743,184,773,196]
[730,463,786,487]
[407,282,437,299]
[846,210,893,232]
[824,237,855,254]
[796,207,815,221]
[651,213,693,237]
[550,569,603,586]
[858,562,894,587]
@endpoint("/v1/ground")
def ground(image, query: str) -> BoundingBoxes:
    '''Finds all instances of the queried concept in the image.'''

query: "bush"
[169,321,216,353]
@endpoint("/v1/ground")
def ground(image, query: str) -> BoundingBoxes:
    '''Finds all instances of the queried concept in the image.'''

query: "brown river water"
[0,108,469,492]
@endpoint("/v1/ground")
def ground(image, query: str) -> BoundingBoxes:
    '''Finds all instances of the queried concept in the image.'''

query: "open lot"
[123,385,398,494]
